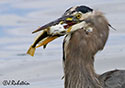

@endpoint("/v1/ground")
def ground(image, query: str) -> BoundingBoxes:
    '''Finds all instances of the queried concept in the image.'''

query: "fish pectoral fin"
[36,36,58,48]
[43,44,47,49]
[27,45,36,56]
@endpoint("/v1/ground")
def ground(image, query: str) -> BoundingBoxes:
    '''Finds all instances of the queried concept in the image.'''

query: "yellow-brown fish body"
[27,30,47,56]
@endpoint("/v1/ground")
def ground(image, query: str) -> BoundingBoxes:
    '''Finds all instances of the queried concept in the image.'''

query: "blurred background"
[0,0,125,88]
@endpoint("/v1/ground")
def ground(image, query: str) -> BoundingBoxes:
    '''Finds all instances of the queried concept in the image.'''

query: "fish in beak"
[27,15,80,56]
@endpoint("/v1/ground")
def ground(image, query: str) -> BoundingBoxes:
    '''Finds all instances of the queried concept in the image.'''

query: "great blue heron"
[27,6,125,88]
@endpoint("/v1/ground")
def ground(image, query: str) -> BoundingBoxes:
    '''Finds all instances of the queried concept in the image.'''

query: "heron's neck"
[64,55,102,88]
[64,33,102,88]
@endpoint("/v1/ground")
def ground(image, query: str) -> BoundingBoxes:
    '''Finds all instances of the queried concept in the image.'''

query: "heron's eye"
[75,13,82,19]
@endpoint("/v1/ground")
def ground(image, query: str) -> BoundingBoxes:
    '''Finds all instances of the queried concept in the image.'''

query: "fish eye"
[75,13,82,19]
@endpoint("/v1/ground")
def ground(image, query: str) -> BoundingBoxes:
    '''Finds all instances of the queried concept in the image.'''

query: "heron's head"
[62,5,93,33]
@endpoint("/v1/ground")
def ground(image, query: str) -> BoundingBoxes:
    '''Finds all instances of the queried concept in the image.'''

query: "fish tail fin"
[27,45,36,56]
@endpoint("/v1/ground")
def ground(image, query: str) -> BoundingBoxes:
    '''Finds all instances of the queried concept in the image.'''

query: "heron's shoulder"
[99,69,125,88]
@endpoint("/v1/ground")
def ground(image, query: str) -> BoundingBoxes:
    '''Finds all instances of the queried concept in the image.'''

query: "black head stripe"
[63,6,93,16]
[76,6,93,13]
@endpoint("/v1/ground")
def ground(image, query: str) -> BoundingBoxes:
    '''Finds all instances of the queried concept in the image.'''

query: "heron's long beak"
[33,16,79,48]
